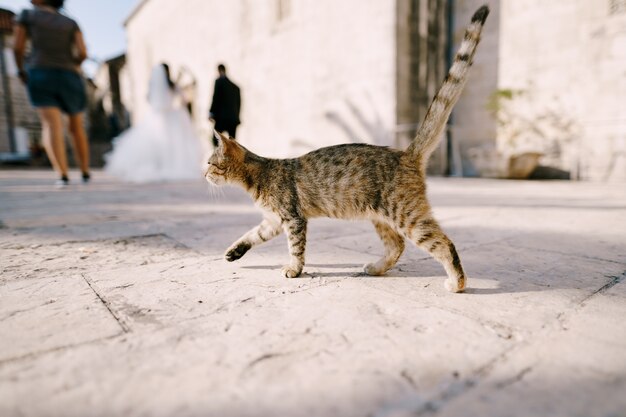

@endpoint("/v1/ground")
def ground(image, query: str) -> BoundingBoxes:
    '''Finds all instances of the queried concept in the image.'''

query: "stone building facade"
[124,0,626,181]
[0,8,41,159]
[125,0,399,161]
[0,7,105,167]
[494,0,626,181]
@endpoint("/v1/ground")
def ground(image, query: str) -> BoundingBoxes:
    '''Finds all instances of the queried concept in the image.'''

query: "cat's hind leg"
[225,218,282,262]
[364,221,405,276]
[403,218,466,293]
[281,217,307,278]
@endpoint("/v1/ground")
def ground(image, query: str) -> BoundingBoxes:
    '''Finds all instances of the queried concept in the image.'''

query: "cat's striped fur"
[204,5,489,292]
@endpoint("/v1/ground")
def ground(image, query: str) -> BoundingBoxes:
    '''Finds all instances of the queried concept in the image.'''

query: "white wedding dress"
[105,65,205,183]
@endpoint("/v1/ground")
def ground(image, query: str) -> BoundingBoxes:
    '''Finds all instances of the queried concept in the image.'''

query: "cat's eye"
[208,162,226,173]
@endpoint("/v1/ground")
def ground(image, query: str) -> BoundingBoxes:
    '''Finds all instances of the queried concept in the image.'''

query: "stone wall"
[125,0,626,181]
[125,0,397,158]
[0,42,41,155]
[448,0,500,176]
[396,0,451,175]
[497,0,626,181]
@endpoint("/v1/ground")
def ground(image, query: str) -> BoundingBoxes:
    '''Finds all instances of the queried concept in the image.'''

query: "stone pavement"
[0,169,625,417]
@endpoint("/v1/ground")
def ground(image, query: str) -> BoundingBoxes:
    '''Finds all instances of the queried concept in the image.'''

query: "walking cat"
[204,5,490,292]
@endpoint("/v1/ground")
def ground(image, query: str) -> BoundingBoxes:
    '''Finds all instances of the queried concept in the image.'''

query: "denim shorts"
[26,68,87,115]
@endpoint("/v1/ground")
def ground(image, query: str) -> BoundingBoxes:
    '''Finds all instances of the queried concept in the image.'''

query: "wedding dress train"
[105,65,204,183]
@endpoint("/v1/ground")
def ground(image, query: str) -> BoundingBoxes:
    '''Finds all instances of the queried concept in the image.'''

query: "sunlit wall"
[125,0,397,159]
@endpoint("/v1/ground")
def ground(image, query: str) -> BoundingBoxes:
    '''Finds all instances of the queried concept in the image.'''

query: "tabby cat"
[204,5,489,292]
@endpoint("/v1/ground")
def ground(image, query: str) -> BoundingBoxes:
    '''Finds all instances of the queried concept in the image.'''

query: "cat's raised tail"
[406,5,490,168]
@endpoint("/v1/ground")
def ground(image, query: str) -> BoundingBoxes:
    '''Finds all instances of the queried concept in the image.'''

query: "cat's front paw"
[281,266,302,278]
[225,242,251,262]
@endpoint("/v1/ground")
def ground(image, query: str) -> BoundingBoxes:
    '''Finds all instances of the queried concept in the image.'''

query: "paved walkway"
[1,170,625,417]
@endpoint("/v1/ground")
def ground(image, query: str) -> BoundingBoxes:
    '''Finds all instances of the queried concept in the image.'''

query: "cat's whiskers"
[205,182,224,200]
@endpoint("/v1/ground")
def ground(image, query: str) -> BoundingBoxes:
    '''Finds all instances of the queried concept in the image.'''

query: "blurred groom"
[208,63,241,146]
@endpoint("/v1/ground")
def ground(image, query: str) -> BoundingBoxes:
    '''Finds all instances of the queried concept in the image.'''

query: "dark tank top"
[16,8,80,72]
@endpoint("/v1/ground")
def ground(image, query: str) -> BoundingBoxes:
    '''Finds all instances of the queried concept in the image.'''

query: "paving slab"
[0,170,625,417]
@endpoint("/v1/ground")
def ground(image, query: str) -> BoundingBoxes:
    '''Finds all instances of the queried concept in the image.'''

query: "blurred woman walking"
[13,0,91,188]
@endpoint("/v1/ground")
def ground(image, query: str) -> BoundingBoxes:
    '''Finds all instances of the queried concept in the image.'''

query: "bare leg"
[403,217,466,293]
[364,221,405,276]
[37,107,67,178]
[225,218,282,262]
[281,217,307,278]
[68,112,90,175]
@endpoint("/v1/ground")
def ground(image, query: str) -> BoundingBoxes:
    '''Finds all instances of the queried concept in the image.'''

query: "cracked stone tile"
[79,245,378,333]
[430,292,626,417]
[503,229,625,265]
[0,279,511,417]
[0,275,122,362]
[1,234,200,283]
[603,272,626,298]
[359,240,626,340]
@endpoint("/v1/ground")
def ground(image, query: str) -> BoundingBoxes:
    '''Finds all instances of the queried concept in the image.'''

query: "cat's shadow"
[242,264,507,293]
[242,263,462,280]
[242,263,370,278]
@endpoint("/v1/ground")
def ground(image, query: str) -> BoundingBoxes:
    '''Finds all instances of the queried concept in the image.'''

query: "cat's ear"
[213,130,242,158]
[213,130,227,149]
[213,130,222,143]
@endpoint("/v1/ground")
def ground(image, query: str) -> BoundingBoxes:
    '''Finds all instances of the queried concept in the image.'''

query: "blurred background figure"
[1,0,624,182]
[209,63,240,146]
[12,0,90,188]
[104,62,204,183]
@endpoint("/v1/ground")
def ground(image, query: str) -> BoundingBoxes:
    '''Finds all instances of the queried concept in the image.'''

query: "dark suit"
[209,75,241,145]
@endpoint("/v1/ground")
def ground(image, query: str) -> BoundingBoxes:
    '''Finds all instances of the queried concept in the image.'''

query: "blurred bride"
[105,63,205,183]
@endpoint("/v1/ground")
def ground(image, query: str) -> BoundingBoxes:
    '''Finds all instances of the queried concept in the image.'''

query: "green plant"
[486,87,577,159]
